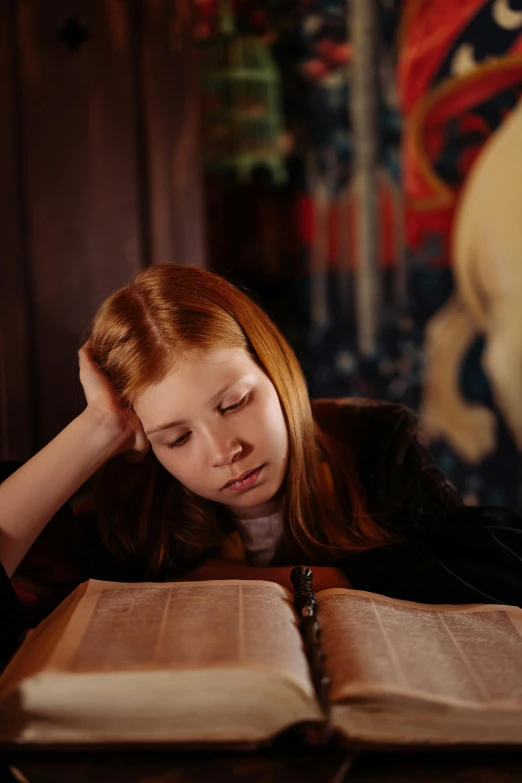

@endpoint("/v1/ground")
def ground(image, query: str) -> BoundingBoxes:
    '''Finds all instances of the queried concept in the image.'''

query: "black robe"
[312,399,522,607]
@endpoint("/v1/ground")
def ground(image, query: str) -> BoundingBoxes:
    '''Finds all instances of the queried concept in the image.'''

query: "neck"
[231,497,282,521]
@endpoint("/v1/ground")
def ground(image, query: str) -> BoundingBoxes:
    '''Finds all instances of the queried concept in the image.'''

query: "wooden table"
[4,749,522,782]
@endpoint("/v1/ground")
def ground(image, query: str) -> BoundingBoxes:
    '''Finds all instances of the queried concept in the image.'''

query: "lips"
[222,466,262,490]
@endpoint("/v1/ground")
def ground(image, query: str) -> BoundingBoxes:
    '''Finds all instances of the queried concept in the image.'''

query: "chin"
[238,490,281,514]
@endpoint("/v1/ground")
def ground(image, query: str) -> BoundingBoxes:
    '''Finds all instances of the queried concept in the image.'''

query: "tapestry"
[196,0,522,511]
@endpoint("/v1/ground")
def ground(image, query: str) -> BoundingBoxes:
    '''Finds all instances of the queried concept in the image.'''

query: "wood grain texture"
[141,0,206,267]
[0,0,34,460]
[17,0,143,445]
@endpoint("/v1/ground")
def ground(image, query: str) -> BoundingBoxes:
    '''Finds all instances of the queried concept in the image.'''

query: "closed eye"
[165,394,249,448]
[221,393,249,414]
[167,432,191,449]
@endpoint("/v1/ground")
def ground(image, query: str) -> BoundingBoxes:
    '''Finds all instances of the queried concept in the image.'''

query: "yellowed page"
[0,583,88,695]
[317,589,522,709]
[0,579,325,745]
[45,579,314,698]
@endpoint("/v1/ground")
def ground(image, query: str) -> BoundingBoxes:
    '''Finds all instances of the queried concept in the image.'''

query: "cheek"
[261,395,289,454]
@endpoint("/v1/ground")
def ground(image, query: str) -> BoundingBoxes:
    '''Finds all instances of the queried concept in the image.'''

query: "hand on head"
[78,341,149,462]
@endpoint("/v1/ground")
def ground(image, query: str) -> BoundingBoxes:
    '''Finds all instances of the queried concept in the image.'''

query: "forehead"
[133,347,258,420]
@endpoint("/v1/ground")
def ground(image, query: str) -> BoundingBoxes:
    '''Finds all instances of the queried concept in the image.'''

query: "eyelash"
[166,394,249,449]
[167,433,190,449]
[222,394,249,414]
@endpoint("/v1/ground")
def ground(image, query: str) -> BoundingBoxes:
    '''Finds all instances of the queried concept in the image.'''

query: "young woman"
[1,264,521,664]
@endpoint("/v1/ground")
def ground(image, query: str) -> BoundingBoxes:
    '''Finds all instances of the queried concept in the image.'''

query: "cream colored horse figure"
[421,99,522,464]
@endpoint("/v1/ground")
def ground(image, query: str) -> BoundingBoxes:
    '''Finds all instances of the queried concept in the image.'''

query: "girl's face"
[133,347,289,519]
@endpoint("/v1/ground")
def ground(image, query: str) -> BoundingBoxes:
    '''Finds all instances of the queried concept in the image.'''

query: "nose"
[208,427,243,468]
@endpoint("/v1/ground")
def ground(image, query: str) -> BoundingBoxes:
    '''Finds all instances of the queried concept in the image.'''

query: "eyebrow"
[144,380,245,436]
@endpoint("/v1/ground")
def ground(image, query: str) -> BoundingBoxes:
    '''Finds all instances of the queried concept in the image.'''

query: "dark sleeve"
[326,402,522,606]
[338,505,522,606]
[351,402,463,538]
[0,562,28,671]
[314,399,463,538]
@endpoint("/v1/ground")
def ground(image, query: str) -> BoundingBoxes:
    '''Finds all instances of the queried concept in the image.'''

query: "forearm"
[210,563,296,593]
[248,565,352,593]
[0,409,127,578]
[183,560,351,592]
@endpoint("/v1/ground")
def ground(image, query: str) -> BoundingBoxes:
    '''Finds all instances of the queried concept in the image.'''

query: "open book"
[1,578,522,748]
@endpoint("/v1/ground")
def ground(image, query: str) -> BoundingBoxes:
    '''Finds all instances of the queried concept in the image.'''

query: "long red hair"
[89,264,386,578]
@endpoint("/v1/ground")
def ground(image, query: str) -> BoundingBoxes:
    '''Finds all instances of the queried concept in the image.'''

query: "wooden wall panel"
[17,0,143,445]
[141,0,206,267]
[0,0,34,460]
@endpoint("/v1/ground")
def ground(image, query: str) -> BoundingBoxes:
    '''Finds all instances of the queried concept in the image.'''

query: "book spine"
[290,566,330,718]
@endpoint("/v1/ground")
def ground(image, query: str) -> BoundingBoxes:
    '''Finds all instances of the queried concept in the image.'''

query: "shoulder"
[311,397,419,454]
[311,396,423,488]
[312,397,461,534]
[311,395,418,423]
